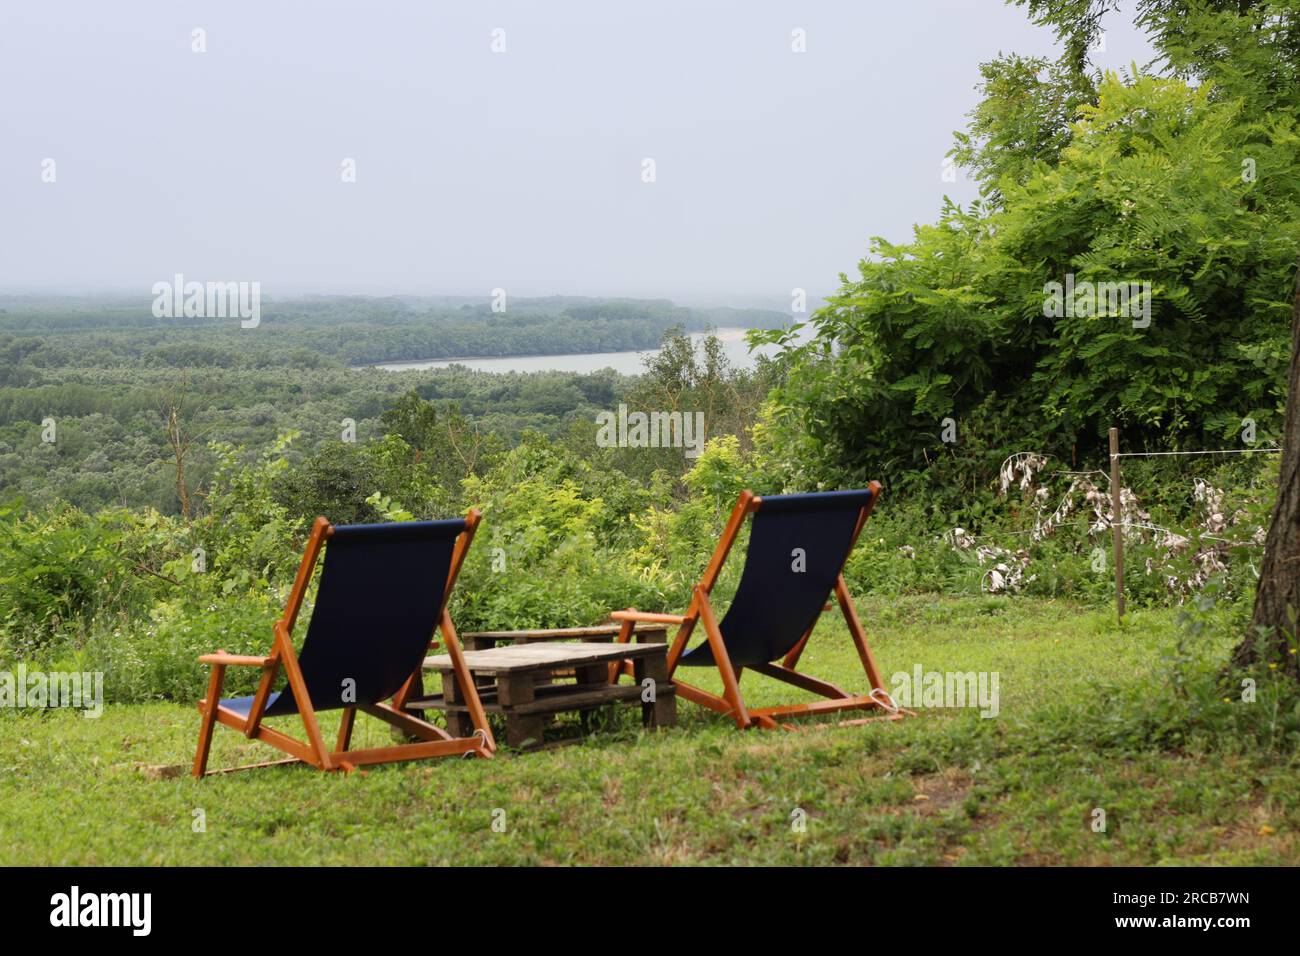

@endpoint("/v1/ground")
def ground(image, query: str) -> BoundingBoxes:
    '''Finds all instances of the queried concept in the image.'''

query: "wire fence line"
[1121,521,1259,548]
[1112,446,1281,459]
[964,528,1040,541]
[973,445,1280,550]
[980,438,1285,615]
[965,520,1260,549]
[959,440,1276,609]
[1110,444,1277,550]
[1105,432,1281,619]
[1052,469,1109,477]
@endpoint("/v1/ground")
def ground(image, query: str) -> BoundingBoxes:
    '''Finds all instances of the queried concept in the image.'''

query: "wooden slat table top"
[424,640,665,675]
[462,623,665,641]
[406,682,654,715]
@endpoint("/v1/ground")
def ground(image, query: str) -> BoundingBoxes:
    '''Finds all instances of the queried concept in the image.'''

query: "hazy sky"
[1,1,1156,306]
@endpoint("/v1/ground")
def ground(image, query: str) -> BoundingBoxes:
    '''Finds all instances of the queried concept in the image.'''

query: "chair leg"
[440,609,496,752]
[192,664,226,779]
[836,575,886,691]
[695,588,750,728]
[781,624,815,669]
[336,708,356,752]
[276,631,332,770]
[608,618,635,683]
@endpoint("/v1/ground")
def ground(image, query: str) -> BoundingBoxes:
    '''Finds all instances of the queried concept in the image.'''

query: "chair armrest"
[198,653,274,667]
[610,609,688,625]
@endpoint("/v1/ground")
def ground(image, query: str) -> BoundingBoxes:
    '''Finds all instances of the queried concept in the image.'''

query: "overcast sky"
[1,1,1156,307]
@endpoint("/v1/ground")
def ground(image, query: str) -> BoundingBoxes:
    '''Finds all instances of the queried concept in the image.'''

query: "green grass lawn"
[2,595,1296,865]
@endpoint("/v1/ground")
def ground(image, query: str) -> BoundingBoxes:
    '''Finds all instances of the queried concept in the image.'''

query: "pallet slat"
[463,623,667,642]
[409,682,674,716]
[424,641,664,674]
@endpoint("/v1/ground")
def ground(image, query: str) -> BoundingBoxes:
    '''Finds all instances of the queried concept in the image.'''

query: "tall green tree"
[760,0,1300,492]
[1238,259,1300,678]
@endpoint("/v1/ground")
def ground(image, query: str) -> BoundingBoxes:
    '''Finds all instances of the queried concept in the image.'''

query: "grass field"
[2,595,1296,866]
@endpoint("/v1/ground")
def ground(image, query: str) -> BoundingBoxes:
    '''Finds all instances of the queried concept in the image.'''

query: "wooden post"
[1109,427,1125,622]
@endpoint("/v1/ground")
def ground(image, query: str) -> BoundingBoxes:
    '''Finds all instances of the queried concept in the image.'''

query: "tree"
[635,326,765,453]
[1236,261,1300,679]
[759,0,1300,492]
[950,54,1095,202]
[160,379,212,522]
[379,388,440,460]
[1014,0,1117,79]
[1011,1,1295,81]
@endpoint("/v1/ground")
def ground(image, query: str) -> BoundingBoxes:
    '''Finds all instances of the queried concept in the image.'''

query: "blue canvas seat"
[221,520,462,718]
[193,514,495,776]
[678,490,874,668]
[219,693,279,717]
[611,485,909,729]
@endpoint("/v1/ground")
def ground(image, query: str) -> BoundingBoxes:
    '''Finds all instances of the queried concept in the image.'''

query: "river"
[370,327,782,375]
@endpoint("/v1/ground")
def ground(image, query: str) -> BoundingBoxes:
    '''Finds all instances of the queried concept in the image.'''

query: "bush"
[758,71,1299,494]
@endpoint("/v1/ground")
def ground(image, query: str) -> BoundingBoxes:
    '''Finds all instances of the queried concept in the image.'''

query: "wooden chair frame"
[610,484,909,730]
[193,511,495,777]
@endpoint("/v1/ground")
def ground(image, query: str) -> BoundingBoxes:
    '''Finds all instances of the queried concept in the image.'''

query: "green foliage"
[201,434,304,585]
[1074,579,1300,755]
[952,53,1097,198]
[760,3,1300,499]
[577,327,778,487]
[0,500,179,654]
[453,437,676,631]
[762,68,1299,493]
[108,592,283,703]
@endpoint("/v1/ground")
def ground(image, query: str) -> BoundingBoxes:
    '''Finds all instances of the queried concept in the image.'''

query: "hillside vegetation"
[2,0,1299,867]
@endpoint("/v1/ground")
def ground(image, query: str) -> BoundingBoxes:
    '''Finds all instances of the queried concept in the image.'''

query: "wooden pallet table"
[410,638,676,750]
[455,623,668,695]
[459,623,668,651]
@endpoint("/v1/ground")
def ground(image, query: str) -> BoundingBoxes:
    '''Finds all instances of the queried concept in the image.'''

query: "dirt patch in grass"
[907,768,973,815]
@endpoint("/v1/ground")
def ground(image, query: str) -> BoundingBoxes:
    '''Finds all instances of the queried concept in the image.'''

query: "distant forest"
[0,294,789,371]
[0,296,782,514]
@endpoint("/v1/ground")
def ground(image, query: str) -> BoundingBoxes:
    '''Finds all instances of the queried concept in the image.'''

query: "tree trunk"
[165,404,192,522]
[1234,259,1300,678]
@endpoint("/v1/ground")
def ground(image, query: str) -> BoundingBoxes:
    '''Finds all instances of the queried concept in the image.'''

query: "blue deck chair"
[610,485,908,729]
[192,513,494,776]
